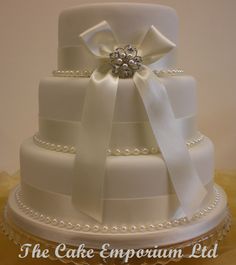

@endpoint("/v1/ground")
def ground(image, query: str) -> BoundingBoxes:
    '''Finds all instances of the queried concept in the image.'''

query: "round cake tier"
[38,75,198,150]
[58,3,178,70]
[20,136,214,225]
[5,184,228,249]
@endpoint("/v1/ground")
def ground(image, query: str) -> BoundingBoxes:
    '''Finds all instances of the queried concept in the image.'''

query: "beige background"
[0,0,236,173]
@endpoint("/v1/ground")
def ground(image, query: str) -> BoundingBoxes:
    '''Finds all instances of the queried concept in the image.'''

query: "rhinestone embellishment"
[109,45,142,78]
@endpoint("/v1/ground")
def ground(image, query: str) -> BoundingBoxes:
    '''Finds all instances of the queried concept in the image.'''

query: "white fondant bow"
[72,21,207,222]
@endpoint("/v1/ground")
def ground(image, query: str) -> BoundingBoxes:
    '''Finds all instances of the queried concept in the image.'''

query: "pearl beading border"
[52,69,184,78]
[33,134,76,154]
[33,133,204,155]
[154,69,184,77]
[52,70,93,78]
[15,187,220,234]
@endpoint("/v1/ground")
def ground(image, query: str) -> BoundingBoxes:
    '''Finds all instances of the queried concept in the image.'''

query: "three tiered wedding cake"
[5,2,229,251]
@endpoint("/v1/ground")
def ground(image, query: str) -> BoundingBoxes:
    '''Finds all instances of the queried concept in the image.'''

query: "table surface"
[0,171,235,265]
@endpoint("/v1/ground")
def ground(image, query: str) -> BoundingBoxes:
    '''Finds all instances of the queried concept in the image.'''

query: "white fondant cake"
[6,2,228,249]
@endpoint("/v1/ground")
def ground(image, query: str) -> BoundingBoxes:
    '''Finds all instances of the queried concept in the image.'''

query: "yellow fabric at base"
[0,171,235,265]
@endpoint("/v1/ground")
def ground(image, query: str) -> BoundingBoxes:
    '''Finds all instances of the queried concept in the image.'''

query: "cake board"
[1,184,231,265]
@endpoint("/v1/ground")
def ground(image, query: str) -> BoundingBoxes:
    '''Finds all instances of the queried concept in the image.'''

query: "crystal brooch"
[109,44,142,78]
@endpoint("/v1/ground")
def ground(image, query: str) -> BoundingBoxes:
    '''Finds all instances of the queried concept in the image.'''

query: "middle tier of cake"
[38,74,198,151]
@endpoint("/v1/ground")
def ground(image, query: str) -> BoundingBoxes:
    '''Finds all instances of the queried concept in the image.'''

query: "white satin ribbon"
[134,66,207,217]
[72,21,207,222]
[73,67,118,222]
[38,116,197,148]
[21,181,213,225]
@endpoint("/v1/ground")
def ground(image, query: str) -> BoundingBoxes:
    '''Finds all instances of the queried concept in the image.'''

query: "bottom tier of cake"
[20,136,215,224]
[6,184,228,249]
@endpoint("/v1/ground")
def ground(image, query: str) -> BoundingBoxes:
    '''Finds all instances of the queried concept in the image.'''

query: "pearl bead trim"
[52,69,184,78]
[154,69,184,77]
[15,187,220,234]
[33,133,204,155]
[52,70,93,78]
[33,134,76,154]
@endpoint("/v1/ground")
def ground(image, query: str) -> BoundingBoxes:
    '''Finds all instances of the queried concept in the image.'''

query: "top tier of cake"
[58,3,178,70]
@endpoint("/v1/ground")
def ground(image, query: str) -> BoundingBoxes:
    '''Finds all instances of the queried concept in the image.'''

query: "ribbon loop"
[80,21,118,58]
[139,26,176,65]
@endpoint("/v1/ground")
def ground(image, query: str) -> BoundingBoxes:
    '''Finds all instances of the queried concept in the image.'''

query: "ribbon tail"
[72,67,119,222]
[133,66,207,219]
